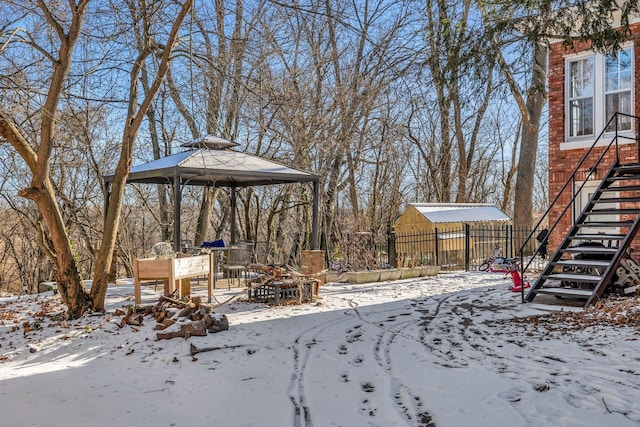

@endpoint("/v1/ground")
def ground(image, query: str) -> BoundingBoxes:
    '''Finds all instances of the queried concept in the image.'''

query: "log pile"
[116,294,229,340]
[247,264,299,283]
[247,264,319,305]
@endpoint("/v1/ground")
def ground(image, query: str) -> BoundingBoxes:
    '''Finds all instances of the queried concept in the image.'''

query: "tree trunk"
[0,1,90,318]
[322,152,344,255]
[195,188,219,245]
[144,74,173,242]
[513,42,547,233]
[21,183,89,318]
[91,0,193,312]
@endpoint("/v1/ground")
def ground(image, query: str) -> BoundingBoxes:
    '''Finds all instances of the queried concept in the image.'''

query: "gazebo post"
[230,185,237,244]
[173,172,182,252]
[312,180,319,250]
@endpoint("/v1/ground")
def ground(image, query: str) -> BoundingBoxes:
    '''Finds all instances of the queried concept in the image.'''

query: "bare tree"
[407,0,498,204]
[0,0,95,317]
[91,0,193,312]
[261,0,415,257]
[166,0,263,245]
[0,0,193,317]
[481,0,639,230]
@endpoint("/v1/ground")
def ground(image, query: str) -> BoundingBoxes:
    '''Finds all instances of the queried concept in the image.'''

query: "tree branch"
[0,112,38,171]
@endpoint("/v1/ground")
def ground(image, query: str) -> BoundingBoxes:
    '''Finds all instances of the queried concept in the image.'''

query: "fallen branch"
[189,343,246,356]
[156,321,206,340]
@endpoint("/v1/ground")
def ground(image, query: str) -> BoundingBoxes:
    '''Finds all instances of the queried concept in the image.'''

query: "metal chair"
[254,241,272,265]
[225,243,253,288]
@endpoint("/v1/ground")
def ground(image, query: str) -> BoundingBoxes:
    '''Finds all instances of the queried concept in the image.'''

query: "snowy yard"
[1,271,640,426]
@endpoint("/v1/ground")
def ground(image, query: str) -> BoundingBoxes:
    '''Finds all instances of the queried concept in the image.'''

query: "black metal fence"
[330,224,542,272]
[391,224,541,271]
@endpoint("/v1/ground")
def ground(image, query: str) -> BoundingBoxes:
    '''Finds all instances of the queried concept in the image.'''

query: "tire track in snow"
[288,314,352,427]
[372,311,435,426]
[339,298,436,426]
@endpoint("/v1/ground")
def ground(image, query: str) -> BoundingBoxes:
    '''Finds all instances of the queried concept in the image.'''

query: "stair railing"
[517,112,640,302]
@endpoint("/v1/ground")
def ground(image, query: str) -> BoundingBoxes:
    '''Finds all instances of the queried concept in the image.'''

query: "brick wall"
[547,24,640,250]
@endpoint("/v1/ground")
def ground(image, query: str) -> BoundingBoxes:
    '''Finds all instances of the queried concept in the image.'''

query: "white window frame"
[562,44,635,150]
[568,56,594,138]
[605,47,633,132]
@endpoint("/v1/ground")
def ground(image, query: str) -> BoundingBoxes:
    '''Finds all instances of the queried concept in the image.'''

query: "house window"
[605,47,633,132]
[569,57,594,137]
[564,45,634,147]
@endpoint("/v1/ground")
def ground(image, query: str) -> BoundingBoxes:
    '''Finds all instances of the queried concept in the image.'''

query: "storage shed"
[393,203,511,267]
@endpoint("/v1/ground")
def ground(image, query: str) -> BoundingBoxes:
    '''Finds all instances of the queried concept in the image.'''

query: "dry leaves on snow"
[512,296,640,333]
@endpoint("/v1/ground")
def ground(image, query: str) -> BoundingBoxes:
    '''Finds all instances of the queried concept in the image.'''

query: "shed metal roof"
[409,203,511,224]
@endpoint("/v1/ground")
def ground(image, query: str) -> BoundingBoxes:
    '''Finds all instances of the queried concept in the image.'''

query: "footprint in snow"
[361,382,375,392]
[360,399,377,417]
[498,385,527,403]
[352,354,365,366]
[346,331,362,343]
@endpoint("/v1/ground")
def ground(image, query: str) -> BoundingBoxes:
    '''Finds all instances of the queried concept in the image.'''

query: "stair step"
[563,246,618,255]
[601,184,640,193]
[586,208,640,215]
[568,234,626,240]
[554,259,611,268]
[576,221,633,227]
[610,174,640,180]
[596,197,640,203]
[614,165,640,174]
[542,273,601,282]
[534,288,595,298]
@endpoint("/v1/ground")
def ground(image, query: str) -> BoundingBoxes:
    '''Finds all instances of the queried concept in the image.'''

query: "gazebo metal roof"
[104,137,320,251]
[104,147,319,188]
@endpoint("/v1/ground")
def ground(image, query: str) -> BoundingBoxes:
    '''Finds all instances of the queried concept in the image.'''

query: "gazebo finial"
[181,134,239,150]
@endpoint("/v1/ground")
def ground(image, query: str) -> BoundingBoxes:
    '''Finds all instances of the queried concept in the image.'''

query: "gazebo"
[103,136,321,252]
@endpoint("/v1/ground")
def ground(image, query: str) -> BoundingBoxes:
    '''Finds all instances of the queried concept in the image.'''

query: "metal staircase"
[525,162,640,305]
[518,113,640,307]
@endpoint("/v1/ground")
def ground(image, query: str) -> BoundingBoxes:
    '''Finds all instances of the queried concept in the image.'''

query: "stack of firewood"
[248,264,320,285]
[247,264,295,283]
[247,264,319,304]
[115,294,229,340]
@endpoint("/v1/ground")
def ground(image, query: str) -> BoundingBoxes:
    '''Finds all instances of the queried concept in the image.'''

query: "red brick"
[548,23,640,251]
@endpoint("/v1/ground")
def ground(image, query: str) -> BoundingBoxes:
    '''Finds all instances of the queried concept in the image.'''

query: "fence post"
[504,224,510,258]
[389,230,396,268]
[465,223,470,271]
[435,227,439,266]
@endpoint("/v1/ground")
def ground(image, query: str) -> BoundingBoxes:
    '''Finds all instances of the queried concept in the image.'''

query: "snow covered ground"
[1,271,640,427]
